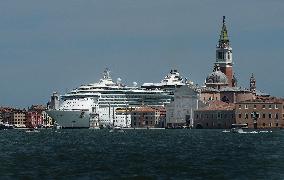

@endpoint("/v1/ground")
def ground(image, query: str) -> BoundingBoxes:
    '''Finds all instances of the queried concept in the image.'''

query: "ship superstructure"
[142,69,193,93]
[47,69,172,128]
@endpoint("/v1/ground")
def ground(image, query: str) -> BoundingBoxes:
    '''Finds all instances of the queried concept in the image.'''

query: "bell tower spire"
[215,16,234,87]
[219,16,230,48]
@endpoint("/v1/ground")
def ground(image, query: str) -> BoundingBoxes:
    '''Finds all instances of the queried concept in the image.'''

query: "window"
[262,105,265,109]
[269,105,272,109]
[239,114,242,118]
[275,104,278,109]
[239,105,241,109]
[269,113,272,119]
[245,113,248,119]
[263,123,265,127]
[262,113,266,119]
[245,105,248,109]
[275,113,279,119]
[254,105,256,109]
[218,52,223,59]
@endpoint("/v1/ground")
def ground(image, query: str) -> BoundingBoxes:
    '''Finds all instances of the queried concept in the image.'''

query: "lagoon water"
[0,129,283,179]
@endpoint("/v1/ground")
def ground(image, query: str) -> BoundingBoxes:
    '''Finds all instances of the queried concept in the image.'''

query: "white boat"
[230,128,244,133]
[47,68,178,128]
[0,122,14,130]
[230,124,248,133]
[222,130,230,133]
[25,128,40,133]
[109,126,125,133]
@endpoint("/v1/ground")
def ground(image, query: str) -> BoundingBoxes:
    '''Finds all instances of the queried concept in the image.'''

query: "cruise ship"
[47,69,178,128]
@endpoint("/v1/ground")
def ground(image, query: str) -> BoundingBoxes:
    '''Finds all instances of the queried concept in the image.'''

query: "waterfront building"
[0,107,14,123]
[0,112,3,123]
[28,105,53,128]
[131,106,165,128]
[26,111,43,128]
[2,112,12,124]
[235,97,284,129]
[166,86,205,128]
[194,101,235,129]
[113,107,132,128]
[10,110,26,128]
[42,111,53,128]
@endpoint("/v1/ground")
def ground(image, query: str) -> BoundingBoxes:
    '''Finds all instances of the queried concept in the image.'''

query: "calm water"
[0,129,283,179]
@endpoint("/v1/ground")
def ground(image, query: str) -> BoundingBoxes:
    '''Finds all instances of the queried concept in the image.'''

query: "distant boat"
[230,124,248,133]
[25,127,40,133]
[109,126,125,133]
[0,122,14,130]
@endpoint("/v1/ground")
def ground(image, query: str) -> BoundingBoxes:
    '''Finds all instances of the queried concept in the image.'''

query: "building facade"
[235,97,284,129]
[131,107,164,128]
[42,111,53,128]
[194,101,235,129]
[10,110,26,128]
[114,108,132,128]
[166,86,205,128]
[26,111,43,128]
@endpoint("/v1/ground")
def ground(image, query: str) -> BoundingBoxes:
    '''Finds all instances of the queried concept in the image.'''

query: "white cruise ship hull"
[47,110,90,128]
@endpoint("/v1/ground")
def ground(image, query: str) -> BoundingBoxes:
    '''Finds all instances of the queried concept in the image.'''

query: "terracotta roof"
[29,105,47,111]
[197,100,235,111]
[238,96,284,104]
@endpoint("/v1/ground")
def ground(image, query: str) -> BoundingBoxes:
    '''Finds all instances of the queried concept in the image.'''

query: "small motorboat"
[0,122,14,130]
[230,124,248,133]
[230,128,245,133]
[109,126,125,133]
[222,130,230,133]
[25,128,40,133]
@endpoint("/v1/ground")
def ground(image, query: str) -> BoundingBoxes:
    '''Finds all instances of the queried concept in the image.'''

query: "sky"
[0,0,283,108]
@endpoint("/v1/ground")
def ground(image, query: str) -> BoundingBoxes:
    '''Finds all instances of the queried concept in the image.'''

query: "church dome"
[206,70,228,84]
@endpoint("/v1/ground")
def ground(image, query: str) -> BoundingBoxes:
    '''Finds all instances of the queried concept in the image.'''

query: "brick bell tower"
[215,16,234,87]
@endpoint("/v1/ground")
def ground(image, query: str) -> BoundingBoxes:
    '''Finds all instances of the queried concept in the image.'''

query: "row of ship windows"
[238,104,284,109]
[63,105,86,107]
